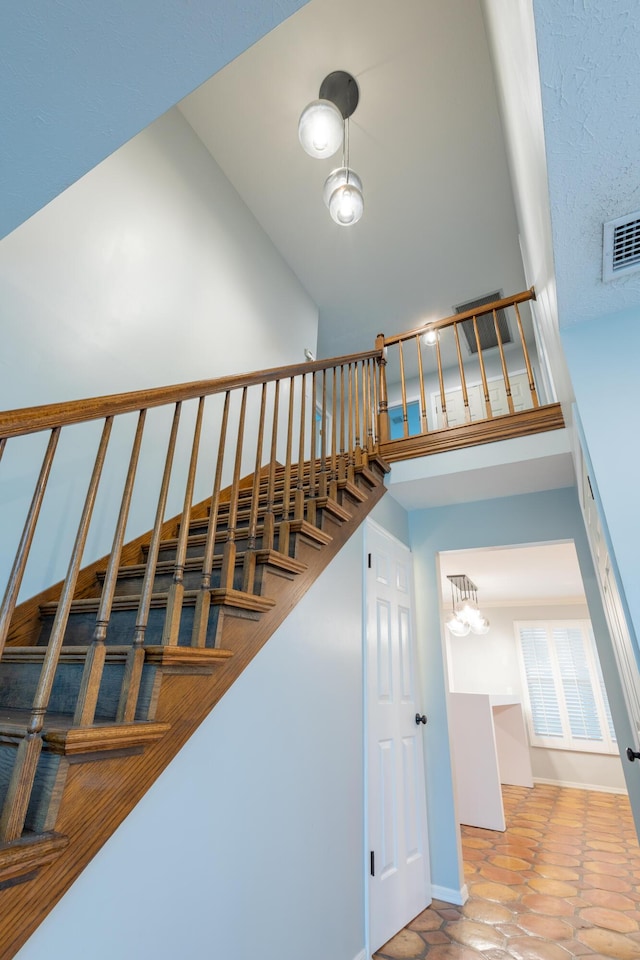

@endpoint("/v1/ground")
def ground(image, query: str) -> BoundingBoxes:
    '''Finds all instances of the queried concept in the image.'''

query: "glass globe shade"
[328,181,364,226]
[456,600,479,624]
[423,329,438,346]
[298,99,344,159]
[323,167,363,207]
[471,617,490,636]
[446,612,471,637]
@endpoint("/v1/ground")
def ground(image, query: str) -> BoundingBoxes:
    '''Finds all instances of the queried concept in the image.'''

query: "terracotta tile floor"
[373,783,640,960]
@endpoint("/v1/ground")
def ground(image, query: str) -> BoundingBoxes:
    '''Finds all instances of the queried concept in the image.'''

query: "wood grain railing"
[375,288,564,460]
[0,349,380,846]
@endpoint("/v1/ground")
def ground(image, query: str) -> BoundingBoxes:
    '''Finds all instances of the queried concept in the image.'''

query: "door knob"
[415,713,427,726]
[626,747,640,763]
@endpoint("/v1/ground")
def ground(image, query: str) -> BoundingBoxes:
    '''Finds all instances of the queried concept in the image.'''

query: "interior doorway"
[438,541,627,843]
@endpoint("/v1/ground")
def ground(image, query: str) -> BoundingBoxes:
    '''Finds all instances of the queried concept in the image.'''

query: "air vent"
[454,291,511,354]
[603,212,640,281]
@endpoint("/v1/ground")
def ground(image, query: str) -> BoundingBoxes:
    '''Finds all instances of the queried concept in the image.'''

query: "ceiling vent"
[603,212,640,281]
[454,291,511,354]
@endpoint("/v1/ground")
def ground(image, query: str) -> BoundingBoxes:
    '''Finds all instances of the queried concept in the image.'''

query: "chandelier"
[445,574,490,636]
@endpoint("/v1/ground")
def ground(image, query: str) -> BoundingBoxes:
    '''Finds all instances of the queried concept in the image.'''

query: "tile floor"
[373,783,640,960]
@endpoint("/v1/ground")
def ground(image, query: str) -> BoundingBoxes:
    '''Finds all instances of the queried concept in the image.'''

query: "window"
[516,620,617,755]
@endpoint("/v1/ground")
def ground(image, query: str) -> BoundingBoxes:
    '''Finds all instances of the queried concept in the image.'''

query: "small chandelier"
[298,70,364,227]
[445,574,490,637]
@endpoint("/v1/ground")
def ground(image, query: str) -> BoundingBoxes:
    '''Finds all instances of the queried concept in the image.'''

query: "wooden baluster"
[353,362,362,467]
[118,404,181,721]
[514,302,539,408]
[262,379,280,554]
[329,366,338,499]
[473,315,492,419]
[243,383,267,593]
[0,418,113,843]
[279,377,295,557]
[453,322,472,423]
[75,411,146,726]
[0,437,6,466]
[339,364,347,481]
[161,397,205,646]
[294,374,306,522]
[398,342,409,438]
[0,428,60,661]
[375,334,390,443]
[492,308,515,414]
[191,392,230,648]
[415,335,429,434]
[435,333,448,428]
[318,369,328,499]
[347,363,355,482]
[371,356,380,452]
[364,359,374,455]
[219,387,248,594]
[307,372,317,525]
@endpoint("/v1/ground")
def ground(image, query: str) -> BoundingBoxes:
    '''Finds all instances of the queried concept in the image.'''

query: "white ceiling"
[179,0,528,360]
[439,542,585,606]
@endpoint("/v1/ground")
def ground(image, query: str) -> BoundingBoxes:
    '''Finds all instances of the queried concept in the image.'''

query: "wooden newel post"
[375,334,390,444]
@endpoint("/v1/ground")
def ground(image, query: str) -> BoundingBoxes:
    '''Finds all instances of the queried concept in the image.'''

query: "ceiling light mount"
[318,70,359,120]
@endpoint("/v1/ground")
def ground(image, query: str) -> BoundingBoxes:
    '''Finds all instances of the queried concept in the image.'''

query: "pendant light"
[445,575,490,636]
[298,71,364,226]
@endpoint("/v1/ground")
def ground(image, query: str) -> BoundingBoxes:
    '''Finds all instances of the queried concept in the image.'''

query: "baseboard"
[533,776,627,795]
[431,882,468,906]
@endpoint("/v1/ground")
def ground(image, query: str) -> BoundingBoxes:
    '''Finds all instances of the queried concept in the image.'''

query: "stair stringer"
[0,473,387,959]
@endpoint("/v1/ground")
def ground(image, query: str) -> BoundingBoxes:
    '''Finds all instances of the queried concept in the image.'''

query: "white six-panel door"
[366,522,431,954]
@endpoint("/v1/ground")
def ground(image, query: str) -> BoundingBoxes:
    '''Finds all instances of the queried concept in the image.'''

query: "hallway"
[373,783,640,959]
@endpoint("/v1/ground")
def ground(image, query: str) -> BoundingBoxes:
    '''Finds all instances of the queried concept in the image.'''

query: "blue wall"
[408,486,638,895]
[0,0,309,239]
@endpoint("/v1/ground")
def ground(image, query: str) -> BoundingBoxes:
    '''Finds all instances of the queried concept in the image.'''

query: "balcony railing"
[375,288,564,462]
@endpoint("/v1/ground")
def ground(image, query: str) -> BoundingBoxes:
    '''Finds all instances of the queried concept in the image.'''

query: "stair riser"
[0,661,155,721]
[108,566,244,598]
[0,746,67,835]
[36,605,219,649]
[186,503,345,538]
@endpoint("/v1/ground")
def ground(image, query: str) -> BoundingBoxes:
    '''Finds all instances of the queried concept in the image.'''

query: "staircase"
[0,289,565,957]
[0,348,387,958]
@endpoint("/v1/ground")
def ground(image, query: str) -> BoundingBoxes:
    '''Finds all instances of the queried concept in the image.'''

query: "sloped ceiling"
[179,0,528,359]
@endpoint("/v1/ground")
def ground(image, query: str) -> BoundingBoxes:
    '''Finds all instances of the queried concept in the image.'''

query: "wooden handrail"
[382,287,536,347]
[0,349,381,440]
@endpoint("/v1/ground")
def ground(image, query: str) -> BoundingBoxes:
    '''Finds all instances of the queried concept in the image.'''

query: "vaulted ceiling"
[179,0,528,360]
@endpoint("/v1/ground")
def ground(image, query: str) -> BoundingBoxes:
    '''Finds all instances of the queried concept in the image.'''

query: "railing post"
[375,335,390,444]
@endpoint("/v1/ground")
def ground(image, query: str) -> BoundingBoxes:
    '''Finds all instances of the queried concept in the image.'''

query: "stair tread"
[39,588,275,616]
[151,518,332,552]
[0,710,169,754]
[99,550,307,581]
[0,832,70,888]
[1,644,233,664]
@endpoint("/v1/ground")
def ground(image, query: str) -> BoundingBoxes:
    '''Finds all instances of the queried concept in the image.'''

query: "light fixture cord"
[344,117,350,183]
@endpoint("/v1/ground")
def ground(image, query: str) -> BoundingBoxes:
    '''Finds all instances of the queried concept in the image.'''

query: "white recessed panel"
[402,736,421,863]
[376,599,393,703]
[378,739,398,879]
[398,605,414,703]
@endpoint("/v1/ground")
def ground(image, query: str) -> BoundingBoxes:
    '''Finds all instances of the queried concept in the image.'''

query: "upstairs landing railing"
[375,288,564,461]
[0,348,380,844]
